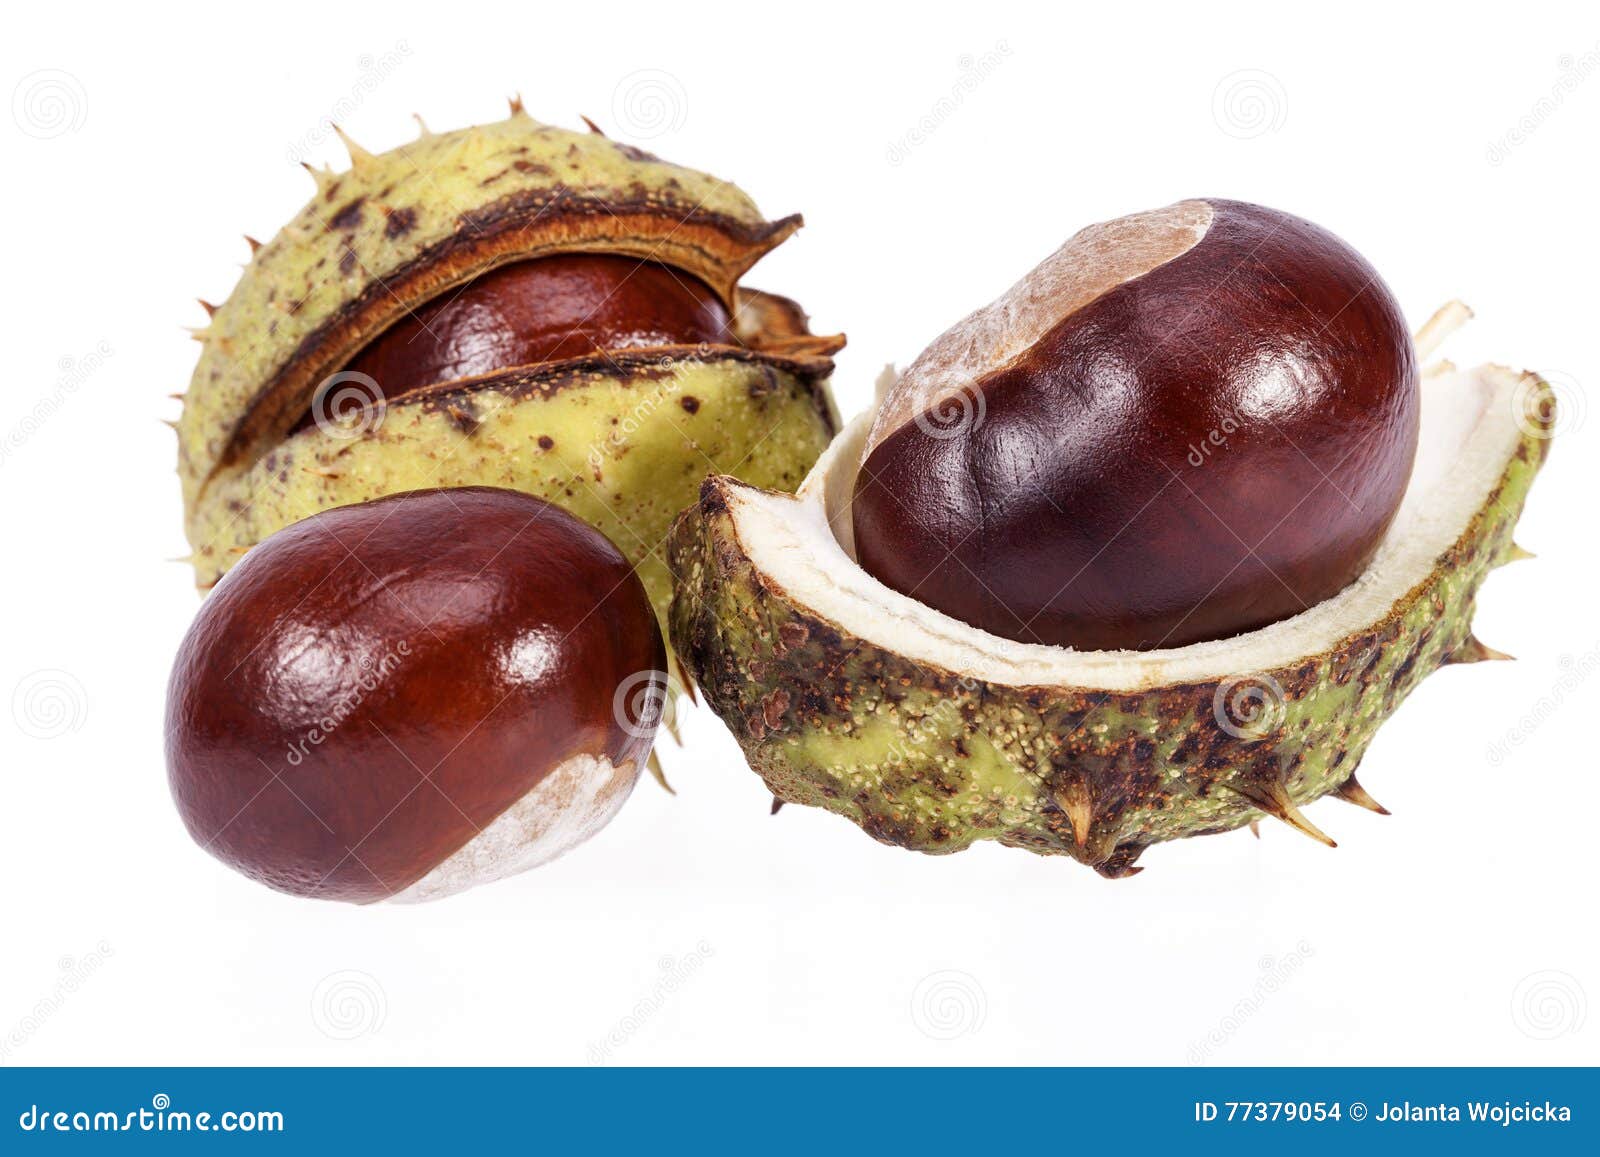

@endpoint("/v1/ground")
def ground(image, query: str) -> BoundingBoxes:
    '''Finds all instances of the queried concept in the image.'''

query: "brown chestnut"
[165,487,666,903]
[343,253,737,399]
[852,199,1418,651]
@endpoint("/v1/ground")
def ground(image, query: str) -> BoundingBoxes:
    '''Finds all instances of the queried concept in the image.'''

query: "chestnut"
[165,487,666,903]
[852,199,1419,651]
[340,253,737,402]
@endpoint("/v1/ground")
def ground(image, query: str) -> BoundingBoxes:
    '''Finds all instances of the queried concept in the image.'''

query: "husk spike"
[1052,779,1094,848]
[331,124,375,171]
[1332,773,1391,815]
[1452,636,1515,664]
[1231,780,1337,848]
[646,750,675,795]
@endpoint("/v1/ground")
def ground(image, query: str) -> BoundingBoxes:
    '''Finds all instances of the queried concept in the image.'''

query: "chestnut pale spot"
[861,201,1213,459]
[391,751,635,902]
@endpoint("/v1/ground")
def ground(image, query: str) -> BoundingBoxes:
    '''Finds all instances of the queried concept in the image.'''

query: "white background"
[3,0,1597,1066]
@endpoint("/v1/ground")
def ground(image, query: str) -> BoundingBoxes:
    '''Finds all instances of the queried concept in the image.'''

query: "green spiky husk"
[667,392,1551,877]
[178,113,798,511]
[178,111,841,620]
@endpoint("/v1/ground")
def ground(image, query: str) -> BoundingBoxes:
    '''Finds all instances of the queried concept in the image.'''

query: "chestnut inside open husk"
[176,110,843,627]
[165,487,665,903]
[339,254,737,405]
[852,199,1419,651]
[666,311,1551,873]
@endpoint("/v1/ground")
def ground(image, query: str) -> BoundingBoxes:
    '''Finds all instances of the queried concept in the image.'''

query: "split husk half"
[668,309,1553,875]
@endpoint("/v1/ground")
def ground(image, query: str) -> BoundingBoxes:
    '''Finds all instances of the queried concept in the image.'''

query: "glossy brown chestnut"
[852,199,1419,651]
[165,487,666,903]
[345,253,736,399]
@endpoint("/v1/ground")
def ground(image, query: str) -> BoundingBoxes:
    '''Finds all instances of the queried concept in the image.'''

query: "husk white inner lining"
[724,361,1527,692]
